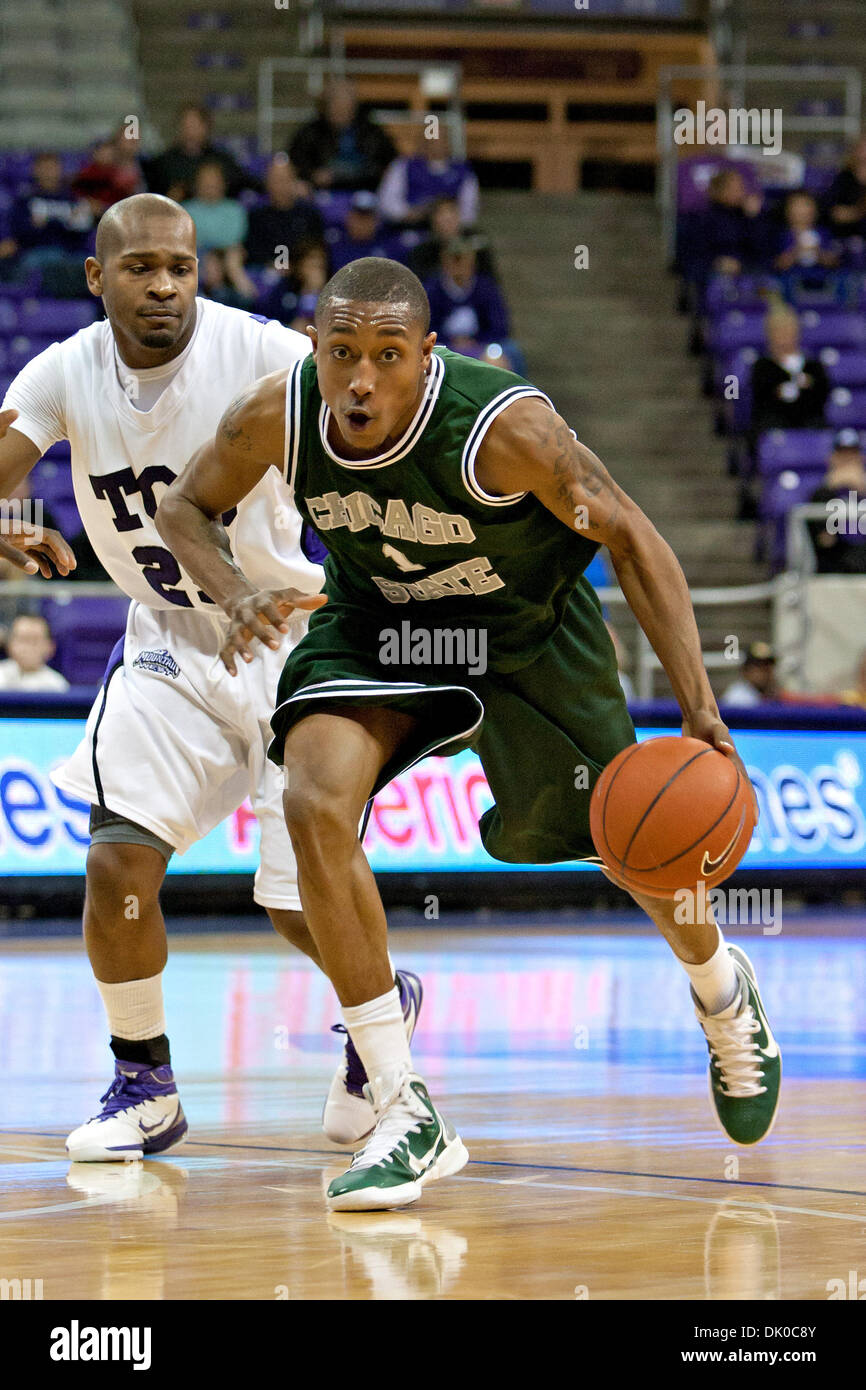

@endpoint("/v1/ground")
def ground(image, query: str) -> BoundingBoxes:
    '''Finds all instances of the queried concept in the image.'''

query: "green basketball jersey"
[283,346,601,672]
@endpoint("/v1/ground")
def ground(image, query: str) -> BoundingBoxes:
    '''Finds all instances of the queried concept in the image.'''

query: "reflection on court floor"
[0,920,864,1299]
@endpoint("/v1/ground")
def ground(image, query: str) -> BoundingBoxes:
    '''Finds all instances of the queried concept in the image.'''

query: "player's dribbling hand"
[682,708,759,825]
[221,587,327,675]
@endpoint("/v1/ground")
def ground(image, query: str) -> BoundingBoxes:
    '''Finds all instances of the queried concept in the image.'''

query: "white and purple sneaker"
[322,970,423,1146]
[65,1060,188,1162]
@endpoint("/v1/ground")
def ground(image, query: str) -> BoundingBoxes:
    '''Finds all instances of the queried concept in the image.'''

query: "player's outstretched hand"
[0,526,77,578]
[682,708,759,824]
[221,587,327,675]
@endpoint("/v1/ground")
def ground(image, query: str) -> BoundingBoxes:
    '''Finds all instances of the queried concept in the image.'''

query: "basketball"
[589,736,756,899]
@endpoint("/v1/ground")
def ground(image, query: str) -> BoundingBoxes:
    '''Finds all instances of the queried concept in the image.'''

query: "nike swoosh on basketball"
[700,808,747,877]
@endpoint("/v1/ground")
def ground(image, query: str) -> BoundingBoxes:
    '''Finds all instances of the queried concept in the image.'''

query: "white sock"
[96,973,166,1040]
[679,931,740,1015]
[342,985,412,1090]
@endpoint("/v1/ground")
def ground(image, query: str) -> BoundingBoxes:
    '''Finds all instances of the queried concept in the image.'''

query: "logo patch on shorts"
[132,648,181,679]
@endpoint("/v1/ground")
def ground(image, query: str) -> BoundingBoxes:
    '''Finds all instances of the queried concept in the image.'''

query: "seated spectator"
[327,192,407,270]
[749,305,830,437]
[807,429,866,574]
[0,152,93,289]
[289,80,396,193]
[408,196,497,282]
[183,162,247,254]
[0,613,69,692]
[838,649,866,706]
[143,104,254,202]
[824,135,866,238]
[425,237,519,370]
[72,131,143,218]
[244,155,324,270]
[682,169,768,290]
[721,641,778,707]
[200,248,258,310]
[378,126,479,230]
[773,191,839,274]
[258,240,329,333]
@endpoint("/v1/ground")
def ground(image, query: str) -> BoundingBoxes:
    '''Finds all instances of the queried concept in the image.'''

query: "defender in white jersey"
[0,195,420,1160]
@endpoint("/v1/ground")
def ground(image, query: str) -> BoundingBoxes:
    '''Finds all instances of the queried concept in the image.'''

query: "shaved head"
[94,193,196,262]
[86,192,199,367]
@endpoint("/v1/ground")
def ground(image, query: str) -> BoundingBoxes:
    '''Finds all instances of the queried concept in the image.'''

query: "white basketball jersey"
[3,297,323,610]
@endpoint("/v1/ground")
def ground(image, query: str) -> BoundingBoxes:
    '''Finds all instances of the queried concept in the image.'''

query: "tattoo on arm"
[219,391,255,453]
[545,420,619,531]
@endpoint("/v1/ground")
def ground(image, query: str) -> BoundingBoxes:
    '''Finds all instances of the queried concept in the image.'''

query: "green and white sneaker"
[693,944,781,1146]
[326,1070,468,1212]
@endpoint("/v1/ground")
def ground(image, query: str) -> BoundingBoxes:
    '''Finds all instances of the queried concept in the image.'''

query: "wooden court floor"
[0,920,864,1301]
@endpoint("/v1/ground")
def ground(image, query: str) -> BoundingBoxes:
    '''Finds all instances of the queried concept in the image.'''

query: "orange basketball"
[589,736,756,900]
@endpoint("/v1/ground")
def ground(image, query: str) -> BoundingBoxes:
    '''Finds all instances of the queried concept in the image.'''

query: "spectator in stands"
[327,191,406,270]
[378,126,479,230]
[200,248,258,310]
[258,240,329,334]
[824,135,866,238]
[244,155,324,270]
[288,80,396,193]
[749,304,830,438]
[425,237,518,369]
[183,162,247,255]
[0,152,93,288]
[773,191,839,274]
[408,195,497,282]
[722,641,778,707]
[807,429,866,574]
[0,613,69,692]
[683,168,767,291]
[143,103,253,202]
[72,132,143,218]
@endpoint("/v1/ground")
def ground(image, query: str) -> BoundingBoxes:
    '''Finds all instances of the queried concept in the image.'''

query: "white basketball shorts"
[51,600,309,910]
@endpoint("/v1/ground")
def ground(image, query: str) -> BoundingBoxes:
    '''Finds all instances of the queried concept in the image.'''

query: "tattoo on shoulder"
[220,390,255,452]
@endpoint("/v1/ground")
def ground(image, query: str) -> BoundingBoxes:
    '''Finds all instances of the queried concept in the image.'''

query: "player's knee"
[85,841,164,917]
[281,777,359,848]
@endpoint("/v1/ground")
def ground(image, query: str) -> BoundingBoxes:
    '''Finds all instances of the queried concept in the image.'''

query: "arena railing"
[656,64,863,261]
[257,55,464,159]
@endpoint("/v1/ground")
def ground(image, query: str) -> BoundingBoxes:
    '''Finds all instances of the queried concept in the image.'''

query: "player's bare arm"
[0,407,76,577]
[476,398,737,757]
[155,372,325,673]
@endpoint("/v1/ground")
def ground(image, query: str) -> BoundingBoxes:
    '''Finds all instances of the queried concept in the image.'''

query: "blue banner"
[1,718,864,876]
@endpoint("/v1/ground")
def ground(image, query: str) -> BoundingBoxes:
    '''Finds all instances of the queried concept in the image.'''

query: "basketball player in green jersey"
[157,258,781,1211]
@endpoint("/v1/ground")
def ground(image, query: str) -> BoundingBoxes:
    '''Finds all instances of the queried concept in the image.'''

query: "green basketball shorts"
[269,580,636,864]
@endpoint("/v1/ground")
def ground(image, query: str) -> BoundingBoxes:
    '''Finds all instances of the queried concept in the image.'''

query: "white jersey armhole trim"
[461,386,554,507]
[283,358,303,492]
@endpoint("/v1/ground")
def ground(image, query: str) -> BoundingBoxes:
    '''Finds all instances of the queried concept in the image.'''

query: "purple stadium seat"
[0,299,19,333]
[41,596,129,687]
[706,309,766,356]
[704,275,779,314]
[18,299,98,338]
[820,347,866,387]
[716,346,759,432]
[757,430,835,476]
[314,190,355,230]
[759,468,826,571]
[826,387,866,428]
[798,310,866,351]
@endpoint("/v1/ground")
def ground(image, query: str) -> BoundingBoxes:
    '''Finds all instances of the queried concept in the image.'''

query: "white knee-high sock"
[679,930,739,1015]
[96,974,166,1040]
[342,985,411,1091]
